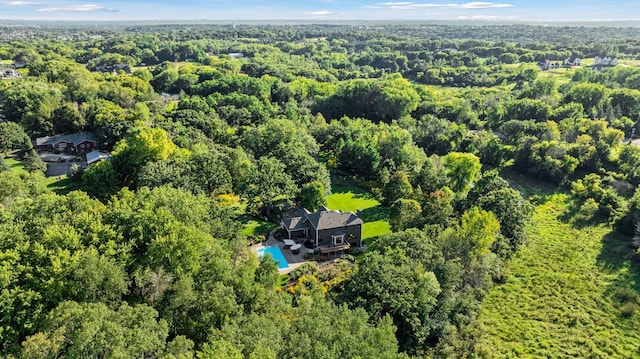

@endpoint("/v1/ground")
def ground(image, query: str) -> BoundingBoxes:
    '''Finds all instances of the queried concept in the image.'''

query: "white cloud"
[7,1,40,6]
[38,4,116,12]
[459,2,512,9]
[366,1,513,10]
[379,1,416,5]
[312,10,333,15]
[456,14,520,19]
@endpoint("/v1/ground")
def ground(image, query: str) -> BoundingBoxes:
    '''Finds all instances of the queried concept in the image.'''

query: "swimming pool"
[257,246,289,269]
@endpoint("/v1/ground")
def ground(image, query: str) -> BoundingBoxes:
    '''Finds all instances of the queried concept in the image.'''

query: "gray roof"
[282,207,363,232]
[36,133,97,147]
[281,208,311,231]
[86,150,111,165]
[308,209,363,230]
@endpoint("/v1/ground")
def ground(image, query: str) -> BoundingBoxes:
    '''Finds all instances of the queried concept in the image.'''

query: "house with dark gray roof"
[281,206,363,253]
[35,133,98,153]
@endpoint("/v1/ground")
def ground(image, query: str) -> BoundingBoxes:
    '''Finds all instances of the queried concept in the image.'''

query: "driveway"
[46,161,86,177]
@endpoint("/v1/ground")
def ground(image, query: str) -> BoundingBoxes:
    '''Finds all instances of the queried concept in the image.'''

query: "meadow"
[476,192,640,357]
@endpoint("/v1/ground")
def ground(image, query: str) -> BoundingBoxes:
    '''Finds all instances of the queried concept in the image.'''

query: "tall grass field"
[476,194,640,357]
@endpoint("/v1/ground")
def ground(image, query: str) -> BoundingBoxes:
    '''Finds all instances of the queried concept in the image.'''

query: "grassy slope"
[325,183,391,241]
[477,192,640,357]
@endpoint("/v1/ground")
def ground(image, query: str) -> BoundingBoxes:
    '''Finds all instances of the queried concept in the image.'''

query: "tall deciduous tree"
[444,152,481,195]
[0,122,31,155]
[390,198,423,231]
[457,207,500,259]
[383,171,413,206]
[21,301,169,358]
[340,249,441,355]
[241,156,297,217]
[565,82,608,118]
[111,126,176,186]
[0,81,63,136]
[300,181,326,211]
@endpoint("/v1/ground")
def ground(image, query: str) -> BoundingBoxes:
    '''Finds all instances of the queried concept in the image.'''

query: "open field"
[536,67,574,85]
[326,183,391,241]
[476,190,640,357]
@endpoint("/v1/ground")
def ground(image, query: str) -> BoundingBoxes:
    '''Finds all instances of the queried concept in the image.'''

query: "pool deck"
[249,230,315,274]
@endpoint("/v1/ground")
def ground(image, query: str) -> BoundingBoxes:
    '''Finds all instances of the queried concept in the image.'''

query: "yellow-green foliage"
[476,194,640,357]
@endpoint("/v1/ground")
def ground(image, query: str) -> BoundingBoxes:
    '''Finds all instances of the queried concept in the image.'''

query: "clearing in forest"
[326,183,391,241]
[476,193,640,357]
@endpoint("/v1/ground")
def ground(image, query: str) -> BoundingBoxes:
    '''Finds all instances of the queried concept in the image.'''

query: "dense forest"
[1,23,640,358]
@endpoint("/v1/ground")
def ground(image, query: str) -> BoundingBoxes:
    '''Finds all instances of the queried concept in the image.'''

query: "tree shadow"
[359,205,390,223]
[334,185,377,201]
[597,231,640,301]
[329,171,379,200]
[597,231,638,276]
[499,167,559,199]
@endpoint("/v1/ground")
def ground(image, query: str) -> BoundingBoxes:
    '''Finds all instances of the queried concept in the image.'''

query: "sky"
[1,0,640,22]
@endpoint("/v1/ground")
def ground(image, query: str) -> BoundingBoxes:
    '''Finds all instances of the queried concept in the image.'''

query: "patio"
[249,231,313,274]
[250,229,356,274]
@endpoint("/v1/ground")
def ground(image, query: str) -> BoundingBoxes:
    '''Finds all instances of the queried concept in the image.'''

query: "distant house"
[86,150,111,165]
[95,64,132,75]
[563,57,581,67]
[281,206,363,255]
[537,59,559,70]
[0,68,21,79]
[593,56,618,68]
[227,52,245,59]
[35,133,98,153]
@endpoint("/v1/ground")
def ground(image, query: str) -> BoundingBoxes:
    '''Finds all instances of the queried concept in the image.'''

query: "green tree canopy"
[444,152,482,195]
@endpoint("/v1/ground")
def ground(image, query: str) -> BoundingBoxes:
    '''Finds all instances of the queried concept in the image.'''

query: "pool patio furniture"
[283,239,296,248]
[290,244,302,254]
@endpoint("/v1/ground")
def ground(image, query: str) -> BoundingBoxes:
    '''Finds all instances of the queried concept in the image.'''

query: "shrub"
[573,198,599,224]
[68,163,84,182]
[274,227,286,240]
[620,302,636,317]
[289,262,318,281]
[348,247,365,256]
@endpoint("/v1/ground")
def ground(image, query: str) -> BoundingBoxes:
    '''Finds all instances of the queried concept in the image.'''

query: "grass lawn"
[5,155,80,194]
[326,183,391,241]
[5,157,28,176]
[46,175,82,195]
[476,191,640,357]
[239,217,276,237]
[227,196,277,238]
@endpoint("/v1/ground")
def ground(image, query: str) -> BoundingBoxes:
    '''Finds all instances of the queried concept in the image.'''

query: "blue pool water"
[257,246,289,269]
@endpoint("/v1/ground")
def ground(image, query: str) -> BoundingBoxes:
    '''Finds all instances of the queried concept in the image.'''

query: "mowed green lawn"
[326,184,391,241]
[239,218,275,237]
[4,155,79,194]
[5,157,28,176]
[476,194,640,357]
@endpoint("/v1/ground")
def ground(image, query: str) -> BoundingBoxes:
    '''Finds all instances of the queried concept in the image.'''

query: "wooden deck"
[318,242,351,254]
